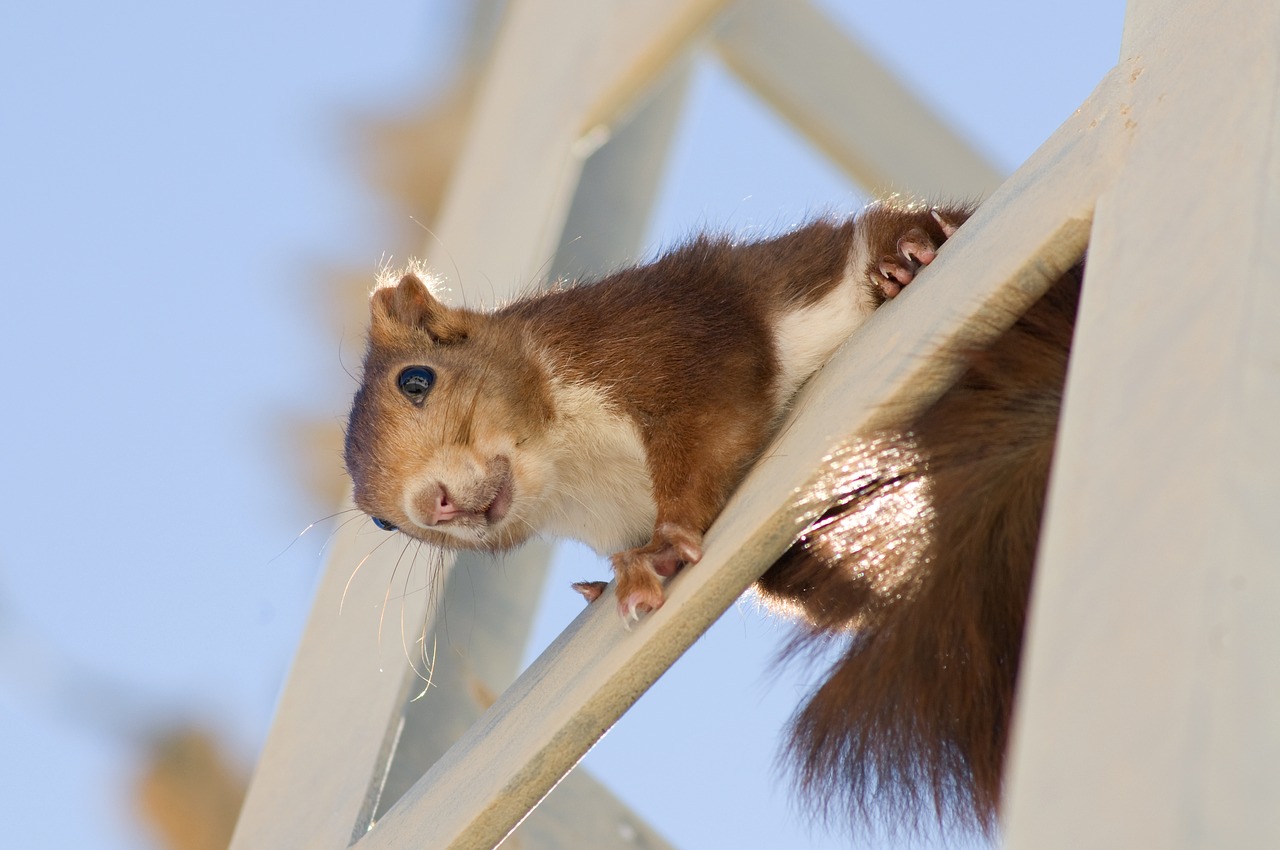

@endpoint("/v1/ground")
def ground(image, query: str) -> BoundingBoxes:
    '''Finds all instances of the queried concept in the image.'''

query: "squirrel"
[343,198,1079,833]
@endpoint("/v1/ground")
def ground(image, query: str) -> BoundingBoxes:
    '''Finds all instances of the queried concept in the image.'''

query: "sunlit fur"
[757,265,1082,835]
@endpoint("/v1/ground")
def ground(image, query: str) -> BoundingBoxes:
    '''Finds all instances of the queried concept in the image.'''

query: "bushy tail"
[756,265,1082,833]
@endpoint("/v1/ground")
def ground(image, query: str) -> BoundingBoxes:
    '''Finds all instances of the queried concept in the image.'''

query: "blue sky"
[0,2,1123,848]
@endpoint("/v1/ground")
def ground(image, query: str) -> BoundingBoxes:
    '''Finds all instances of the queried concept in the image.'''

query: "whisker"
[268,508,362,564]
[409,216,466,308]
[339,529,401,615]
[409,631,439,701]
[409,544,448,695]
[398,543,420,681]
[338,331,360,384]
[319,511,373,557]
[377,538,416,653]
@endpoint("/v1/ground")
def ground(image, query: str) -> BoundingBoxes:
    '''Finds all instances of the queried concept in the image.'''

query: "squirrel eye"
[371,516,398,532]
[396,366,436,403]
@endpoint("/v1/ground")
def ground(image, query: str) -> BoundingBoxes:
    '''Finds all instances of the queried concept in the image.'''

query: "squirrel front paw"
[866,206,964,300]
[609,523,704,622]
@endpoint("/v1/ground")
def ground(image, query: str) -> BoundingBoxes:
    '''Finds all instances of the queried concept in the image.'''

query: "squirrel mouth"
[481,458,514,524]
[403,455,516,541]
[483,460,514,524]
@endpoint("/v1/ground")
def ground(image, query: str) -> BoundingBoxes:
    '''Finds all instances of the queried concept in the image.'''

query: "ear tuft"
[369,269,472,344]
[372,272,437,326]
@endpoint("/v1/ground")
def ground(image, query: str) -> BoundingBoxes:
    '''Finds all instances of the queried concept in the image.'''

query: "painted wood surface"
[1002,0,1280,845]
[715,0,1003,199]
[426,0,730,300]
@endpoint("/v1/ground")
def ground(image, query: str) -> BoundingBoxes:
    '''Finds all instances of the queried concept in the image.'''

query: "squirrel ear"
[370,272,471,344]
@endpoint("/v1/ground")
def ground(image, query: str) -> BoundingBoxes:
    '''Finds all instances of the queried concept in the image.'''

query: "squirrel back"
[756,263,1082,832]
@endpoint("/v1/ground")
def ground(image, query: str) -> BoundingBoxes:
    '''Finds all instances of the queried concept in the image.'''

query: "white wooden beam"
[578,0,731,133]
[548,59,693,284]
[714,0,1003,199]
[1118,0,1179,58]
[426,0,729,298]
[1003,1,1280,846]
[229,501,437,850]
[353,67,1132,846]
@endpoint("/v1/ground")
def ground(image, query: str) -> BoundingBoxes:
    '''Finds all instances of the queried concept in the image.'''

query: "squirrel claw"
[651,522,703,576]
[610,554,666,622]
[616,585,664,624]
[897,231,937,266]
[931,208,959,237]
[870,220,952,300]
[876,260,913,297]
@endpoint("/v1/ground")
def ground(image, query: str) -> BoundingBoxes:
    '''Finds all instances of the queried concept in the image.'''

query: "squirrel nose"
[422,484,460,525]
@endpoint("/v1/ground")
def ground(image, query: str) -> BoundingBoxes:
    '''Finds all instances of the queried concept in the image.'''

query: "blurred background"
[0,2,1122,847]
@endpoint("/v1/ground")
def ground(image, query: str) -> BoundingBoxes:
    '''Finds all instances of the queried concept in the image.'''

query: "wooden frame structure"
[231,0,1280,847]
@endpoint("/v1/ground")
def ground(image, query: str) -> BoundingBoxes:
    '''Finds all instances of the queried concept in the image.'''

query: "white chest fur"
[772,231,877,405]
[536,376,657,554]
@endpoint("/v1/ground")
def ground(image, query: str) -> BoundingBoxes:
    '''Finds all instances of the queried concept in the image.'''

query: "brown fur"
[757,263,1082,833]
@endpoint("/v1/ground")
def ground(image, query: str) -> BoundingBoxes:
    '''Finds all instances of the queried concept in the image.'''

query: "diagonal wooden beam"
[714,0,1003,199]
[578,0,731,133]
[426,0,729,298]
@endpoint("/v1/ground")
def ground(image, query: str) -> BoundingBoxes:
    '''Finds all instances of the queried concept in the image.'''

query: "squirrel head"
[343,269,556,552]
